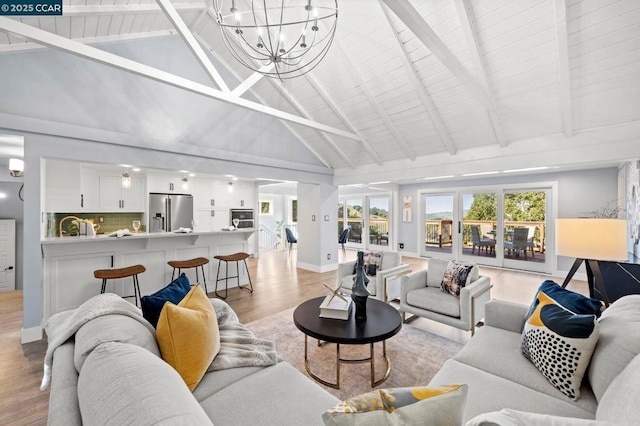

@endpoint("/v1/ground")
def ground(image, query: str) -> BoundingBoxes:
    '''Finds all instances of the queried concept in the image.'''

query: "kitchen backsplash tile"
[48,213,145,237]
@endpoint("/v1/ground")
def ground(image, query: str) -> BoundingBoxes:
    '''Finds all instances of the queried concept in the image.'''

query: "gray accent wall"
[396,167,619,273]
[0,36,325,169]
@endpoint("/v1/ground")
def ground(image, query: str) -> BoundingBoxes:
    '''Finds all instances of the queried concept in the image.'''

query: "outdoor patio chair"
[471,225,496,255]
[504,227,535,259]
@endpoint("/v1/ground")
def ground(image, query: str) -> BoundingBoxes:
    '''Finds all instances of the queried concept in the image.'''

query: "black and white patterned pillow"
[440,260,474,298]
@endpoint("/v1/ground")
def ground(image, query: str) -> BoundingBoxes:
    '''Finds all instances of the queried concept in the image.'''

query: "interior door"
[0,219,16,291]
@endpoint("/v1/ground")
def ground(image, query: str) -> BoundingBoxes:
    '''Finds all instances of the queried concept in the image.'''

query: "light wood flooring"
[0,248,588,425]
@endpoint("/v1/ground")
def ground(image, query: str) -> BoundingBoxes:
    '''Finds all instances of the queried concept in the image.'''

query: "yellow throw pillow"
[156,284,220,391]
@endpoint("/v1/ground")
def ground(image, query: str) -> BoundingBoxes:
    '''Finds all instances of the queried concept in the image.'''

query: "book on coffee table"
[319,295,352,320]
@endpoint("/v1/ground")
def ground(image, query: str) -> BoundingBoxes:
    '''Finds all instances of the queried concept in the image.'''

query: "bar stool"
[167,257,210,294]
[94,264,146,307]
[213,252,253,299]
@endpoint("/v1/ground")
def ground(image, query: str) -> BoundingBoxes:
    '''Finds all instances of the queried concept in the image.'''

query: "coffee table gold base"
[303,335,392,389]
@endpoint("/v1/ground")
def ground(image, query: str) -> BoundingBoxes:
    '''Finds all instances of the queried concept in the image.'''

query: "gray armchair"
[399,258,492,335]
[337,251,410,302]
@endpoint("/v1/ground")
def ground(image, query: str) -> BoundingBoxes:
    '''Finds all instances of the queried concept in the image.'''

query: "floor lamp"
[556,218,628,307]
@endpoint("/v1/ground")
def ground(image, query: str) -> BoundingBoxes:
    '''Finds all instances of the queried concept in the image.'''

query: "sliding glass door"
[420,184,553,274]
[338,194,392,251]
[421,193,455,259]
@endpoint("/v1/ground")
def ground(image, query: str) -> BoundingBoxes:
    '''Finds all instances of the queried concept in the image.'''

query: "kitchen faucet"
[59,216,81,237]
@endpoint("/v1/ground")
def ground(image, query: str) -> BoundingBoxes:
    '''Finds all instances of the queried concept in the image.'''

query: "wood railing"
[425,220,453,247]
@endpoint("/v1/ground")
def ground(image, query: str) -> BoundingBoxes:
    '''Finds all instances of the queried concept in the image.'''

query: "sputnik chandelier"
[214,0,338,80]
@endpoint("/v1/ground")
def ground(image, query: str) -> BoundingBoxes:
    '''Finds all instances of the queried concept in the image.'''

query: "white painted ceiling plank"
[554,0,574,137]
[231,64,274,97]
[191,33,335,169]
[0,16,360,143]
[382,0,494,111]
[379,0,456,155]
[334,41,416,161]
[306,73,384,165]
[454,0,506,147]
[155,0,229,92]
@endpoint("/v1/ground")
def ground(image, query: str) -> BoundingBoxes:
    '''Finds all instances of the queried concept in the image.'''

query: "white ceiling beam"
[382,0,494,111]
[155,0,229,93]
[334,41,416,161]
[0,30,177,53]
[305,74,384,165]
[454,0,507,148]
[378,0,456,155]
[553,0,574,137]
[63,3,206,16]
[193,34,334,169]
[0,17,360,143]
[231,64,273,97]
[273,81,356,169]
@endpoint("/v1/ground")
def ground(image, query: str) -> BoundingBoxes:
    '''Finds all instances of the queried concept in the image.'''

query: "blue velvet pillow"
[525,280,602,319]
[141,273,191,328]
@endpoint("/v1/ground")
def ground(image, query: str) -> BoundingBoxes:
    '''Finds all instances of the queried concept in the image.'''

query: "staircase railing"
[259,224,279,249]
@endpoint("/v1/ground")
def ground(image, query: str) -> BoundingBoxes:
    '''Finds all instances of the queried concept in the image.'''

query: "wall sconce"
[181,177,189,191]
[121,172,131,188]
[9,158,24,177]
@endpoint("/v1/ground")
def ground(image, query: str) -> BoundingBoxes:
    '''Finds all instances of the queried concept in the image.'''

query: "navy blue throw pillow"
[141,273,191,328]
[525,280,603,319]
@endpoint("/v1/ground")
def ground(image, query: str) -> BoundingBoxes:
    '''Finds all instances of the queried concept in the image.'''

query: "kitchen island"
[41,229,255,319]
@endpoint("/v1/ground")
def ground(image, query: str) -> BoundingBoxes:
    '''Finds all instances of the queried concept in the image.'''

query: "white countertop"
[41,228,256,244]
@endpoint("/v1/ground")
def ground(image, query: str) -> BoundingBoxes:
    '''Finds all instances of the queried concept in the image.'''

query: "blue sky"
[424,194,475,214]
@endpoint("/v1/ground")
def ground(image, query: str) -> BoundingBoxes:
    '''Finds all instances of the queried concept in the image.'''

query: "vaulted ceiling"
[0,0,639,184]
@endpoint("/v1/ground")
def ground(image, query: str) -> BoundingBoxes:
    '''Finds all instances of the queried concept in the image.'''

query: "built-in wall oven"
[230,209,254,228]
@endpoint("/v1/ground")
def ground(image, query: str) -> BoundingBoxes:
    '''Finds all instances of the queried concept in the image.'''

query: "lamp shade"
[556,218,628,261]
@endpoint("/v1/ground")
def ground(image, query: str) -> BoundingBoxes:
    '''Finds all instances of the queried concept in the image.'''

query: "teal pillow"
[141,273,191,328]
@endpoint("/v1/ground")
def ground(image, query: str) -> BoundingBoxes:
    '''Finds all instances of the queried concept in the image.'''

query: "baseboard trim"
[21,326,43,344]
[297,262,338,273]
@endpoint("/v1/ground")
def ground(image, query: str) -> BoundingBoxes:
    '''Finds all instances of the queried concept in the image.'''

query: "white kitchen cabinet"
[194,208,230,232]
[193,178,215,209]
[148,176,184,193]
[228,180,255,208]
[99,175,144,212]
[45,160,82,212]
[80,171,100,211]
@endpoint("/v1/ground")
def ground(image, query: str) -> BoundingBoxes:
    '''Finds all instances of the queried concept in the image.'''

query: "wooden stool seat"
[213,252,253,299]
[94,264,145,307]
[167,257,209,294]
[94,265,146,280]
[214,253,250,262]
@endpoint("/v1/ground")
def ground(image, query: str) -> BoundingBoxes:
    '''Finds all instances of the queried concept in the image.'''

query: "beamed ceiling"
[0,0,639,185]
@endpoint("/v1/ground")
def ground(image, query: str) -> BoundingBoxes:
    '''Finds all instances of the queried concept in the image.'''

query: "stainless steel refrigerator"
[148,193,194,232]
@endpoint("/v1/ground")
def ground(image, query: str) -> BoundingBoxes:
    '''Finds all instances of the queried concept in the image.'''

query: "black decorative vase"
[352,251,371,322]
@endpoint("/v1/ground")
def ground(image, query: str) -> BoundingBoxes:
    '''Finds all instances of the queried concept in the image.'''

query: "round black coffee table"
[293,296,402,389]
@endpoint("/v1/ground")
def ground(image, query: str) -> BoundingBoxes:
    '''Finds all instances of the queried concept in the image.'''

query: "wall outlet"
[327,253,331,260]
[399,243,404,249]
[99,216,104,223]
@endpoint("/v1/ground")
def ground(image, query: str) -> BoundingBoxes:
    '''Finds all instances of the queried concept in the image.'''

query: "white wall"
[297,183,338,272]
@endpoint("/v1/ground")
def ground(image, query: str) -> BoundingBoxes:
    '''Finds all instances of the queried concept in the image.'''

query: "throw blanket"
[208,298,281,372]
[40,293,155,390]
[40,294,280,390]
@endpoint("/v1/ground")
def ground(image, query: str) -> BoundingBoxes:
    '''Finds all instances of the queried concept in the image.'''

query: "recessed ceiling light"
[503,166,550,173]
[119,164,132,168]
[369,181,390,185]
[423,175,454,180]
[188,173,196,177]
[0,193,7,199]
[179,170,189,174]
[462,171,500,177]
[132,168,141,172]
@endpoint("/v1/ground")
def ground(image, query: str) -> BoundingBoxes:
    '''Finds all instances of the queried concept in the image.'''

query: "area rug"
[246,308,463,401]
